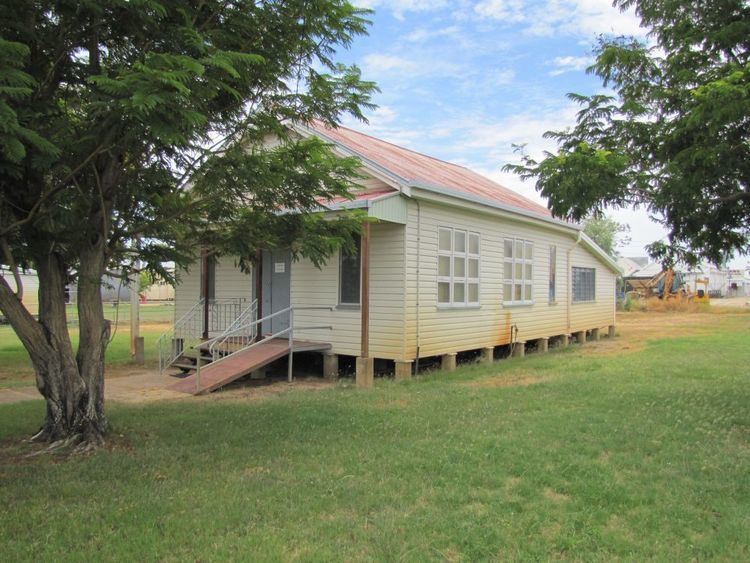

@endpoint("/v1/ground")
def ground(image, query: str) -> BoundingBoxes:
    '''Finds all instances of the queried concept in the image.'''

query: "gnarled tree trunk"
[0,247,109,448]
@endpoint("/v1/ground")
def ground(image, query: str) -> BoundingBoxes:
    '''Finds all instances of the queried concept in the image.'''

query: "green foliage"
[583,215,631,257]
[504,0,750,266]
[138,271,154,292]
[0,0,378,284]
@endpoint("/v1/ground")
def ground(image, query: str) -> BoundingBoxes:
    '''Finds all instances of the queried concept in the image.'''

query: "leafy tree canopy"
[583,215,631,257]
[504,0,750,267]
[0,0,377,447]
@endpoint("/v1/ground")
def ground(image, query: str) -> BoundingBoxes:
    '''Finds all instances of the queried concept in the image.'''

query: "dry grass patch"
[466,372,547,389]
[543,488,571,503]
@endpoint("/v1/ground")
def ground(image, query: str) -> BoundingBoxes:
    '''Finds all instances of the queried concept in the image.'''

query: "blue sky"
[332,1,745,268]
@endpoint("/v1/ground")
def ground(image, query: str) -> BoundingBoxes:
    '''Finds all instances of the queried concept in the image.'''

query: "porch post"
[356,223,374,387]
[201,248,210,340]
[255,249,263,342]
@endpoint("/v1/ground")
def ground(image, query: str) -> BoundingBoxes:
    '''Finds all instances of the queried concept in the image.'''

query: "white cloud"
[362,52,464,80]
[472,0,646,38]
[404,25,462,43]
[362,54,418,74]
[474,0,525,22]
[366,105,398,127]
[548,55,593,76]
[355,0,449,20]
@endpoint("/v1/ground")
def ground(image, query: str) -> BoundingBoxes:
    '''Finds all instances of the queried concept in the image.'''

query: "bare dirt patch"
[207,376,333,402]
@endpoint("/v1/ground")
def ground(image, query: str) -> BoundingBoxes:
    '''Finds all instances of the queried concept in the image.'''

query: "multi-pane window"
[339,237,361,305]
[549,245,557,303]
[503,238,533,304]
[438,227,480,306]
[572,267,596,302]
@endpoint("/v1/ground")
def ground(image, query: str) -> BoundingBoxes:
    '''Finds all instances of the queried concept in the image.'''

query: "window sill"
[437,303,481,310]
[572,300,596,305]
[549,300,558,306]
[335,304,361,311]
[503,301,535,308]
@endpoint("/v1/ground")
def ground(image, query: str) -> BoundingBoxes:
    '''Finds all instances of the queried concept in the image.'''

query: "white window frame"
[549,245,557,303]
[437,227,480,308]
[572,266,596,303]
[503,238,534,305]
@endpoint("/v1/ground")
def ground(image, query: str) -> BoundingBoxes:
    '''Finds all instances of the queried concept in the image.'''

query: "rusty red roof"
[309,121,551,217]
[318,187,396,206]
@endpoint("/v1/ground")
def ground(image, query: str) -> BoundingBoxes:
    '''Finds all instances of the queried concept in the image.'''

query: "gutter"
[409,183,580,233]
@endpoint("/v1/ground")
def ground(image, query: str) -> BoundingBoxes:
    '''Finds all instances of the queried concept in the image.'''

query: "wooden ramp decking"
[168,338,331,395]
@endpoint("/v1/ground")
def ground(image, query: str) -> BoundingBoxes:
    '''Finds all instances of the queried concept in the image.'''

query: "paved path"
[0,370,187,405]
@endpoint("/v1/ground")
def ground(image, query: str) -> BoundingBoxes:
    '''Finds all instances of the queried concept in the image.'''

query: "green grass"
[0,314,749,561]
[0,304,173,386]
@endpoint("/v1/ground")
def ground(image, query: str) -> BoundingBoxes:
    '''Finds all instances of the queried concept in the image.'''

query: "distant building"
[617,256,748,298]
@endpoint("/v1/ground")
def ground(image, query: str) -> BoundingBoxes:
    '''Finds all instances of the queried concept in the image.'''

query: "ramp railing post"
[196,354,201,394]
[288,308,294,383]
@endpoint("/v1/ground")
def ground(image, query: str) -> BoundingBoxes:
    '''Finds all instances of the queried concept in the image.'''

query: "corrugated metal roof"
[309,121,551,217]
[319,187,397,206]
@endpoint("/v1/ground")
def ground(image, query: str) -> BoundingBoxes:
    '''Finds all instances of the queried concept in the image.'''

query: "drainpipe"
[566,230,583,333]
[414,199,422,374]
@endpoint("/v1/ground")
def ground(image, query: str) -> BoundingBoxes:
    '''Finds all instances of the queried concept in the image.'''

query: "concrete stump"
[558,334,569,348]
[608,325,616,338]
[574,331,586,344]
[356,357,374,388]
[441,353,457,372]
[394,360,413,380]
[480,347,494,364]
[590,328,601,342]
[512,341,526,358]
[537,338,549,354]
[323,353,339,380]
[133,336,145,365]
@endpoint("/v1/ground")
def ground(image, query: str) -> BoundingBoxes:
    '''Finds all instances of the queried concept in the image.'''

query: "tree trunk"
[74,241,110,445]
[0,248,109,448]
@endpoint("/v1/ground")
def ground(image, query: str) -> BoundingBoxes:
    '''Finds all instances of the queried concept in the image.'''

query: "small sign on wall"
[274,262,286,274]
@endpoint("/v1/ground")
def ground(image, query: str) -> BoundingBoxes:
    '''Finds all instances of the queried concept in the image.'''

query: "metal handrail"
[157,297,251,374]
[156,298,205,373]
[197,305,333,391]
[207,306,292,364]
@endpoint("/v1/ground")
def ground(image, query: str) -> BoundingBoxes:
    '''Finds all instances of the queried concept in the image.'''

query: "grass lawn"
[1,312,749,560]
[0,303,173,387]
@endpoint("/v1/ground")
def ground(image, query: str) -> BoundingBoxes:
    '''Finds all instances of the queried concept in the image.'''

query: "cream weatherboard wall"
[568,244,617,334]
[173,256,253,323]
[291,221,406,359]
[171,199,615,362]
[403,198,616,359]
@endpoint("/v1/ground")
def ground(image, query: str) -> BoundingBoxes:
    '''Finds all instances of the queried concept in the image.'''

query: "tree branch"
[0,237,23,301]
[708,191,750,204]
[0,143,113,237]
